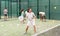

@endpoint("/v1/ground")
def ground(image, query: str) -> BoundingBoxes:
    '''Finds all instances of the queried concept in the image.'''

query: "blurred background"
[0,0,60,20]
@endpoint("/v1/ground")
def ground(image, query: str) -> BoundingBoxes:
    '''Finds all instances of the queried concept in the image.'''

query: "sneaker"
[24,32,27,35]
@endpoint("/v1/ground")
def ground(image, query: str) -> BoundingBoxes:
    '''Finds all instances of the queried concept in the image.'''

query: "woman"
[25,8,36,33]
[19,9,25,24]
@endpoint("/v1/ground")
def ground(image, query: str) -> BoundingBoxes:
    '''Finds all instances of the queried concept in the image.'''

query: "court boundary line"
[32,24,60,36]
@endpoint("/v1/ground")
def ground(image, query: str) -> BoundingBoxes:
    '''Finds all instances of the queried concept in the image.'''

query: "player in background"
[3,8,8,21]
[39,12,46,22]
[19,9,25,24]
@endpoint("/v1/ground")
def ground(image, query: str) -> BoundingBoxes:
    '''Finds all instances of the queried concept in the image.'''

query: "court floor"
[0,18,60,36]
[36,26,60,36]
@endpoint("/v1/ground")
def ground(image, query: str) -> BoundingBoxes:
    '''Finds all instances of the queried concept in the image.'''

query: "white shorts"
[27,19,35,26]
[18,16,24,21]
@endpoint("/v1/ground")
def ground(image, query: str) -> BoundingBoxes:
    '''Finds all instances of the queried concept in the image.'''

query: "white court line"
[32,24,60,36]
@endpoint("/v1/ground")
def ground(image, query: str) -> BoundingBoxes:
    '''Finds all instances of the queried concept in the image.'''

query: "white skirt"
[18,16,24,21]
[27,19,35,26]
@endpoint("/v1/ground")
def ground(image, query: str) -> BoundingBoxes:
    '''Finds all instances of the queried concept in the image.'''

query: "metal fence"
[0,0,60,20]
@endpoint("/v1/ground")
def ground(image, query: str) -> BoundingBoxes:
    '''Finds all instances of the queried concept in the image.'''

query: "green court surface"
[0,18,60,36]
[37,26,60,36]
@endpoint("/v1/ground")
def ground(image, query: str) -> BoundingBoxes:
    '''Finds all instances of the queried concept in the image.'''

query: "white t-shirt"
[25,11,28,15]
[39,12,45,16]
[21,11,24,17]
[26,12,35,21]
[3,9,8,14]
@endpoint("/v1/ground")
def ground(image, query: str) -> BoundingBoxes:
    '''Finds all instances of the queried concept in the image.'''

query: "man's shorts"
[4,14,7,16]
[18,16,24,21]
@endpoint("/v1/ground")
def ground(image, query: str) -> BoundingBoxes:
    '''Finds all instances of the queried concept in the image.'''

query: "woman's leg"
[26,26,29,33]
[33,25,36,33]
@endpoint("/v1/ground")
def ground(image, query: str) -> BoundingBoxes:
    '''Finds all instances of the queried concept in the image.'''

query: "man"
[39,12,46,22]
[3,8,8,21]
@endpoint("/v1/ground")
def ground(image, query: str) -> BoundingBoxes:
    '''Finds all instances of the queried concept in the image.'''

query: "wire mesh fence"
[0,0,60,20]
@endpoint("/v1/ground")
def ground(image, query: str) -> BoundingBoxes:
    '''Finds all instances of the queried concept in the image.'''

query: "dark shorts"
[43,16,46,19]
[4,14,7,16]
[40,15,46,19]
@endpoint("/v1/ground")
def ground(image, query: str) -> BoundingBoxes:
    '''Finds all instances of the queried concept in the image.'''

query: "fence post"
[19,0,21,16]
[37,0,39,18]
[0,0,1,19]
[49,0,50,19]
